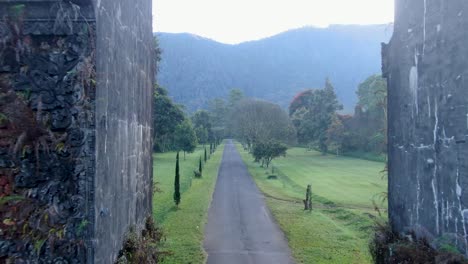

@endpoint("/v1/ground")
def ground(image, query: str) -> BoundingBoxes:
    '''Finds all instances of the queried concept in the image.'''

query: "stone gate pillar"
[384,0,468,254]
[0,1,154,263]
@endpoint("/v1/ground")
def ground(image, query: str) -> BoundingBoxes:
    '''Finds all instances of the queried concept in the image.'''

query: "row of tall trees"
[174,137,220,207]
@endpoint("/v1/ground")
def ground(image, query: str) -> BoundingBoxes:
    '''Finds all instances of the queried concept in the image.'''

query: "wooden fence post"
[303,185,312,211]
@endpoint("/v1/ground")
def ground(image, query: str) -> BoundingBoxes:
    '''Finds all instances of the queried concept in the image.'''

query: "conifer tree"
[199,156,203,176]
[174,152,181,207]
[204,147,208,162]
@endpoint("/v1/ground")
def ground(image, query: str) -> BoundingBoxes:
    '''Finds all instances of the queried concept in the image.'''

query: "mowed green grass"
[273,147,387,210]
[153,143,225,264]
[236,144,387,264]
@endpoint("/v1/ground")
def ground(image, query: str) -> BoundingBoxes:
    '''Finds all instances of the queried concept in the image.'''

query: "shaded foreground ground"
[237,144,387,263]
[204,141,295,264]
[152,144,225,264]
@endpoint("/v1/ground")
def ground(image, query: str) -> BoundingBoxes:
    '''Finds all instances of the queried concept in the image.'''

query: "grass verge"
[152,143,225,264]
[236,143,387,263]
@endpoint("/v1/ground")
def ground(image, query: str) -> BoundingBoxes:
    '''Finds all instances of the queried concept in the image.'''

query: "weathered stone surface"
[384,0,468,255]
[93,0,154,263]
[0,0,154,263]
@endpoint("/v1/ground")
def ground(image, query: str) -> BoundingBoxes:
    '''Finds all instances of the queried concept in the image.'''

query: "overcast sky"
[152,0,394,44]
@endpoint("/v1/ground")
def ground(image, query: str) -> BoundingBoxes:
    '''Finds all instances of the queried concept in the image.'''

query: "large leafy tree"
[356,74,387,115]
[354,74,387,153]
[326,114,346,155]
[208,98,228,128]
[192,110,213,144]
[289,90,314,116]
[208,98,228,139]
[224,89,245,137]
[290,78,343,153]
[230,99,295,149]
[174,119,198,160]
[153,85,186,152]
[324,75,388,155]
[155,35,162,73]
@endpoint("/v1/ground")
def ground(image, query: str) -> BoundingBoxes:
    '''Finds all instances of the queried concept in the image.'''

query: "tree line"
[154,75,386,166]
[153,85,232,155]
[154,32,387,168]
[155,34,386,162]
[227,75,386,163]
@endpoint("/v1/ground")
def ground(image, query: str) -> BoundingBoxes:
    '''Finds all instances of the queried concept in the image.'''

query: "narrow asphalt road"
[204,141,295,264]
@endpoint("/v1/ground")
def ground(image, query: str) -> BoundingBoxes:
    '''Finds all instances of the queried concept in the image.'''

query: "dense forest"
[157,24,392,112]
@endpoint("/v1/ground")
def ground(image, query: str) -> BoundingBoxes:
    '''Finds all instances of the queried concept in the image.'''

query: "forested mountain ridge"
[156,24,393,112]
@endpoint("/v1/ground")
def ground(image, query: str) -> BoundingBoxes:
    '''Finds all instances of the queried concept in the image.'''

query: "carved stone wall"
[384,0,468,255]
[0,1,154,263]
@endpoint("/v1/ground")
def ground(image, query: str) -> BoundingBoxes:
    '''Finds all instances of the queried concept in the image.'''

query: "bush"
[252,140,287,168]
[116,217,166,264]
[370,221,468,264]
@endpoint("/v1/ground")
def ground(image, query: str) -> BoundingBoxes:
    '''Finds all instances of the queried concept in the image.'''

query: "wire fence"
[267,165,379,212]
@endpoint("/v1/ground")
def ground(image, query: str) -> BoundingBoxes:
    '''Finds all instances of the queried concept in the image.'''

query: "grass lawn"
[236,143,387,264]
[152,143,225,264]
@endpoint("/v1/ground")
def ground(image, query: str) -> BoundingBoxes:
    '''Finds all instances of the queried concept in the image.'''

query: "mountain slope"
[157,24,393,112]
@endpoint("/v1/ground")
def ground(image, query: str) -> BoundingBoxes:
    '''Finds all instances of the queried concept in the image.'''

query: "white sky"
[152,0,394,44]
